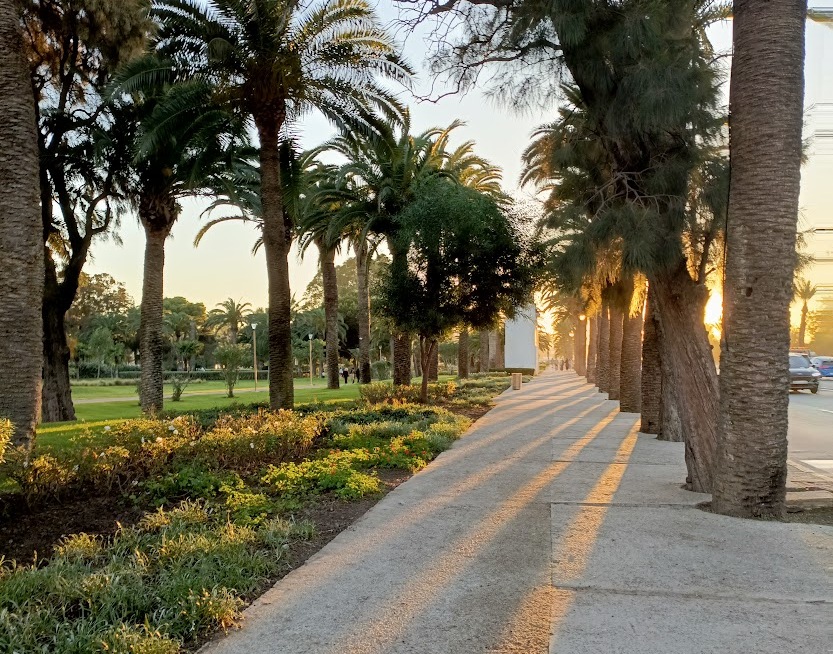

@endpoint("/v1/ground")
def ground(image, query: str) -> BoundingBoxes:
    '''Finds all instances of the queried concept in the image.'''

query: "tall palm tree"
[713,0,808,519]
[0,0,43,447]
[113,59,246,414]
[586,315,598,383]
[153,0,410,409]
[794,278,817,347]
[640,286,662,434]
[207,298,253,344]
[620,280,645,414]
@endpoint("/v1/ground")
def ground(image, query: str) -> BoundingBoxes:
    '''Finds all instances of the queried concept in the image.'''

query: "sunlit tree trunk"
[620,291,644,414]
[713,0,806,518]
[320,240,340,390]
[607,304,624,401]
[574,315,587,376]
[597,299,611,394]
[586,315,598,384]
[479,330,490,373]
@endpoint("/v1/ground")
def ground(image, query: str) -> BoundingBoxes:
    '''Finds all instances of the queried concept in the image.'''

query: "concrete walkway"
[203,372,833,654]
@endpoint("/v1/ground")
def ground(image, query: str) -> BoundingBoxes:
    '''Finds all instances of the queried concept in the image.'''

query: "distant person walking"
[341,367,349,385]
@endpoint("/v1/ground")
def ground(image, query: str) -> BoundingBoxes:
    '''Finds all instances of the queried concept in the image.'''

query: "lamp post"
[379,345,382,362]
[251,323,258,392]
[309,333,314,388]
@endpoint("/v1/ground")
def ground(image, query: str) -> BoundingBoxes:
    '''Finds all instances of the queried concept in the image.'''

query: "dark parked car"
[790,353,821,393]
[810,356,833,378]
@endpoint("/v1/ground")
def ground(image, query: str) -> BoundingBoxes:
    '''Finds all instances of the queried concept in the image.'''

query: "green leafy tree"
[153,0,411,410]
[381,179,537,402]
[24,0,151,422]
[215,343,250,398]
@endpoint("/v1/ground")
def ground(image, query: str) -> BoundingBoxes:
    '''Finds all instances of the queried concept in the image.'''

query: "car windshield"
[790,355,811,368]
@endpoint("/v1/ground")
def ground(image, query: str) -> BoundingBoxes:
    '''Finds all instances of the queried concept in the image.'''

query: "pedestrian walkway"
[202,372,833,654]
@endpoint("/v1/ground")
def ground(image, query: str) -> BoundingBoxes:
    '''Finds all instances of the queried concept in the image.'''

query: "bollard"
[511,372,522,390]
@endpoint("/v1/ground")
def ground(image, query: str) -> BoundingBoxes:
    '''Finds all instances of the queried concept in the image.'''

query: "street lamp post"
[251,323,258,392]
[309,333,314,388]
[379,345,382,362]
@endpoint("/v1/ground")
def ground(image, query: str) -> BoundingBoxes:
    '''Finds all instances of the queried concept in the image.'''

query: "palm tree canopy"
[151,0,412,131]
[206,298,253,334]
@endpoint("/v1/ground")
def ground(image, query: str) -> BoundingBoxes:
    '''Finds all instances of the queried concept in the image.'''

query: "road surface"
[789,378,833,477]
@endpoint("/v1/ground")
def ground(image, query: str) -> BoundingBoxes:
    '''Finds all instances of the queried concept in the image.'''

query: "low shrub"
[358,380,457,405]
[261,452,382,500]
[0,501,314,653]
[0,419,11,464]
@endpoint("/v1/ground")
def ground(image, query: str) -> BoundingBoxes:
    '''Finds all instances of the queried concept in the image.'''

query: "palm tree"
[619,280,645,414]
[154,0,410,409]
[713,0,807,519]
[794,278,817,347]
[113,59,246,414]
[478,330,490,373]
[207,299,253,344]
[0,0,43,447]
[458,328,470,378]
[640,286,663,434]
[586,315,598,383]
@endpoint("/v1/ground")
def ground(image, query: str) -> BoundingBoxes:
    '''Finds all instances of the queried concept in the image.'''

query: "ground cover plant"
[0,374,511,652]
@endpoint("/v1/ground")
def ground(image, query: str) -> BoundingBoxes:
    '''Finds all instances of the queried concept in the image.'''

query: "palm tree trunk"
[230,325,238,344]
[320,241,340,390]
[428,345,439,381]
[574,316,587,376]
[597,300,611,394]
[620,292,644,414]
[650,263,718,492]
[479,330,490,373]
[712,0,806,519]
[419,337,437,403]
[139,216,172,415]
[586,315,598,384]
[355,238,372,383]
[0,0,43,447]
[257,118,294,409]
[607,304,624,401]
[458,328,470,378]
[640,287,662,434]
[392,329,412,386]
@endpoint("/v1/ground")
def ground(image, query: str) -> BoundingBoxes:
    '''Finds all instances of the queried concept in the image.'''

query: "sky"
[84,3,833,313]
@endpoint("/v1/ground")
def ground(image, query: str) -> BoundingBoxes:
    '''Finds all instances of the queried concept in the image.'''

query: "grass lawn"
[69,377,346,400]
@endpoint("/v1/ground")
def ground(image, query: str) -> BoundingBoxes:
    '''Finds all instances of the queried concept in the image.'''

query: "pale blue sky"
[86,3,831,310]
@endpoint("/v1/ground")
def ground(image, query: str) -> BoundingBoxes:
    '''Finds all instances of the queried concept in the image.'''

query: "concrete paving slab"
[549,588,832,654]
[550,504,833,602]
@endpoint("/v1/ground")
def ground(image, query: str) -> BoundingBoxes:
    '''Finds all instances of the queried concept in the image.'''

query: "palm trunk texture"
[650,264,717,492]
[0,0,43,446]
[619,294,644,414]
[607,305,624,401]
[393,330,412,386]
[257,119,294,409]
[640,287,662,434]
[574,316,587,376]
[139,223,170,414]
[713,0,807,518]
[355,239,372,383]
[597,302,610,394]
[320,242,340,390]
[458,328,469,378]
[586,315,598,384]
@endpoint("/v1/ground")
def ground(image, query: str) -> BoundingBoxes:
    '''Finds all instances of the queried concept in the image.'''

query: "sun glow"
[704,291,723,339]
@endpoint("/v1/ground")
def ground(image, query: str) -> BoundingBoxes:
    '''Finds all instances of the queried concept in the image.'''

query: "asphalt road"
[788,378,833,476]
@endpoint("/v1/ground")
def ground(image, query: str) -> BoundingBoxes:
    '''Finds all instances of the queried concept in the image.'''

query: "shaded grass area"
[0,374,511,653]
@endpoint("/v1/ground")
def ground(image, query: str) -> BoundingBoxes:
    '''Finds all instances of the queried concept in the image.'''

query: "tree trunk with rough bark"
[620,293,644,414]
[428,345,439,381]
[650,263,718,492]
[574,316,587,376]
[139,223,170,414]
[458,328,469,378]
[640,288,662,434]
[41,298,75,422]
[713,0,806,519]
[355,239,372,383]
[586,315,598,384]
[419,337,438,403]
[320,241,340,390]
[0,0,43,446]
[392,330,412,386]
[607,305,624,401]
[597,301,611,394]
[479,330,490,373]
[257,117,294,409]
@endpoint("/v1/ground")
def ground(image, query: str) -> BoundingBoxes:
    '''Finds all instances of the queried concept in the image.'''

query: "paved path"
[202,372,833,654]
